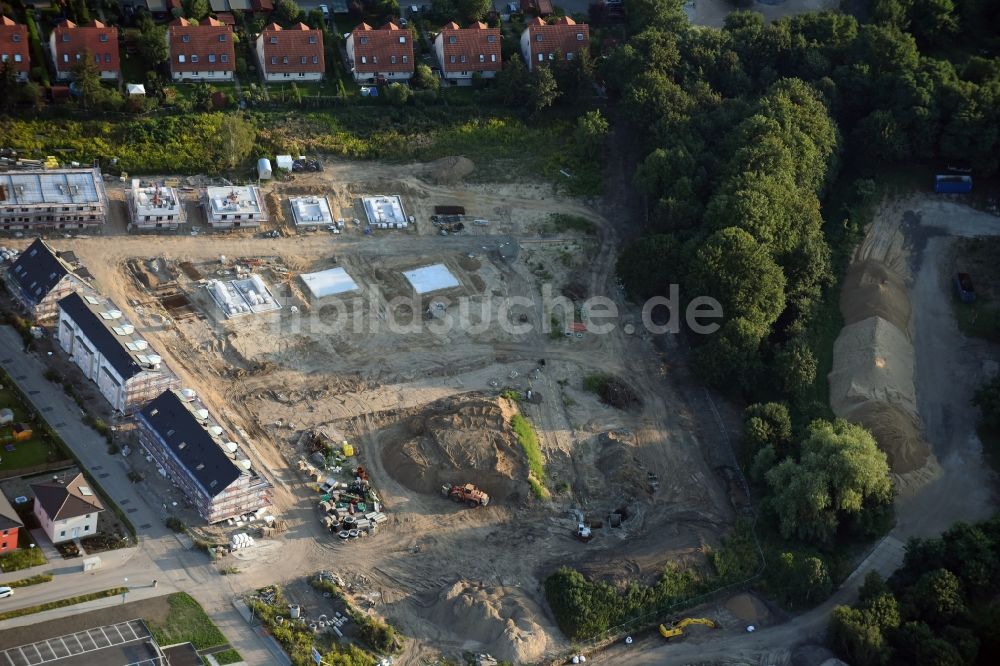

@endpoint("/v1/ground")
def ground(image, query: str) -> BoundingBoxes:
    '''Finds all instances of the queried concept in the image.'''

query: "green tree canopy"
[764,419,892,544]
[214,114,256,171]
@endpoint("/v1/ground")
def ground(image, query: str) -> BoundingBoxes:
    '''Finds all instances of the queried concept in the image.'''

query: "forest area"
[545,0,1000,654]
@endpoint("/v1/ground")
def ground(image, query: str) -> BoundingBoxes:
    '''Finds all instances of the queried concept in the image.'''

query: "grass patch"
[510,414,547,499]
[8,573,53,587]
[582,373,612,394]
[0,587,127,621]
[211,648,243,665]
[547,213,597,235]
[0,542,46,573]
[954,297,1000,342]
[147,592,229,650]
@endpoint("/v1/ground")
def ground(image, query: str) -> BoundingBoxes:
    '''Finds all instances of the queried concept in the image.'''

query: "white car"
[0,587,13,599]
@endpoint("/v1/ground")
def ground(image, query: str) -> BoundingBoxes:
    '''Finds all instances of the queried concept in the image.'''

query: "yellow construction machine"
[658,617,717,639]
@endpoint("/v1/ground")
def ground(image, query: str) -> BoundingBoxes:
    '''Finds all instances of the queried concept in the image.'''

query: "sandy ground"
[6,157,745,663]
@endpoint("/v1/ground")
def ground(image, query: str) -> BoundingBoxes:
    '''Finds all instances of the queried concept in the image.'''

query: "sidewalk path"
[0,326,289,664]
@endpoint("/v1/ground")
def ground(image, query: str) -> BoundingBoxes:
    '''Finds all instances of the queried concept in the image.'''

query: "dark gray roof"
[0,493,22,531]
[7,238,71,306]
[30,473,103,521]
[138,390,241,498]
[57,292,144,380]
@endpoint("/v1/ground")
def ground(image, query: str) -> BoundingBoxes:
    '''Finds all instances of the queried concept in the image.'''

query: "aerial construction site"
[3,157,757,664]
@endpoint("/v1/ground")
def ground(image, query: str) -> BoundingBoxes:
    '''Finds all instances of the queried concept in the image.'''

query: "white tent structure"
[126,83,146,96]
[300,267,360,299]
[403,264,460,294]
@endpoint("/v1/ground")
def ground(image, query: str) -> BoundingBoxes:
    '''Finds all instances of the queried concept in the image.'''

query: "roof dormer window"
[487,34,495,42]
[308,35,316,44]
[576,33,584,41]
[398,36,406,43]
[535,34,542,42]
[448,36,456,44]
[182,35,190,43]
[360,36,368,45]
[270,36,277,44]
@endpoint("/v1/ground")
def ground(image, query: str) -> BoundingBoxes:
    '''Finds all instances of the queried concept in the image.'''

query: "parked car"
[0,587,12,599]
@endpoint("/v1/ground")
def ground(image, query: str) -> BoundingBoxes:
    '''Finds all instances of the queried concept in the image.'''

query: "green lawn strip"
[8,573,52,587]
[0,587,127,621]
[510,414,548,498]
[146,592,229,650]
[209,648,243,665]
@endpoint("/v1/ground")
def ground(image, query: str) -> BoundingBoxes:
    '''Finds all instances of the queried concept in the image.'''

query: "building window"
[191,55,199,63]
[282,56,288,64]
[1,543,5,549]
[62,35,69,42]
[219,34,226,42]
[60,530,65,537]
[94,54,100,64]
[491,54,496,62]
[178,55,185,63]
[312,56,318,64]
[63,54,69,62]
[360,37,368,45]
[538,53,543,62]
[391,55,396,64]
[566,52,574,60]
[449,55,455,64]
[399,36,406,44]
[100,34,108,43]
[448,36,456,44]
[577,33,584,41]
[309,36,317,44]
[270,36,277,44]
[85,514,91,519]
[182,35,190,43]
[221,54,228,63]
[300,56,307,64]
[460,55,466,63]
[14,54,21,63]
[487,34,496,42]
[12,34,19,42]
[1,530,7,536]
[209,54,216,63]
[402,55,408,63]
[360,56,366,64]
[270,56,276,64]
[535,34,542,42]
[104,54,111,63]
[84,525,90,531]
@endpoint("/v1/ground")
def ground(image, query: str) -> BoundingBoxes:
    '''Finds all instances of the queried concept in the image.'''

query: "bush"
[165,516,186,533]
[0,588,126,621]
[9,573,53,587]
[0,546,46,573]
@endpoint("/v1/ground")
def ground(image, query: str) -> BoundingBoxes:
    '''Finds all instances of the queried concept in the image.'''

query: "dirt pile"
[425,581,554,663]
[380,395,525,499]
[265,192,285,226]
[830,316,930,472]
[841,260,911,332]
[423,156,475,185]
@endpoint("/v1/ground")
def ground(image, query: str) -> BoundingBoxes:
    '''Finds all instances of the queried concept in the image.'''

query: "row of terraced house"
[2,238,273,524]
[2,14,588,86]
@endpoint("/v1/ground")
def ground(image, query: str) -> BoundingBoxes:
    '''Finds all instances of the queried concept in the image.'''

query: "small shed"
[276,155,294,171]
[257,158,273,180]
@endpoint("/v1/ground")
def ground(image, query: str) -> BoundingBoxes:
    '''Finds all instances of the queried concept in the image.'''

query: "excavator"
[658,617,717,640]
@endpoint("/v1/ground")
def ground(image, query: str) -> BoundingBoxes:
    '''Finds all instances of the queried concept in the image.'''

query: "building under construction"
[126,181,186,231]
[0,168,108,231]
[136,389,272,523]
[201,185,269,229]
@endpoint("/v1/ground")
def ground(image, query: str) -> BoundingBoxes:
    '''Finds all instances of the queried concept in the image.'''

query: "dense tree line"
[829,516,1000,666]
[614,3,1000,405]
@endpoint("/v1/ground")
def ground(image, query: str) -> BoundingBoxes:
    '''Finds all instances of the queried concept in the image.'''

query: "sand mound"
[380,396,525,499]
[830,316,931,471]
[423,156,475,185]
[830,316,917,416]
[425,581,553,663]
[841,260,912,333]
[848,402,929,473]
[265,191,285,226]
[725,593,766,623]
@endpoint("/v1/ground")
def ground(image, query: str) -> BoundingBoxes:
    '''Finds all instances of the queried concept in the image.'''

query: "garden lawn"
[146,593,229,650]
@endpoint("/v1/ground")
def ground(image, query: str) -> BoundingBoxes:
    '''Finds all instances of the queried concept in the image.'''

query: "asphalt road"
[0,326,289,664]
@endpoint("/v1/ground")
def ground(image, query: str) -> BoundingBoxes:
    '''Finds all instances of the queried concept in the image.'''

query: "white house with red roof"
[345,22,414,83]
[434,21,501,86]
[0,16,30,82]
[520,16,589,72]
[256,22,325,82]
[167,17,235,82]
[50,20,119,81]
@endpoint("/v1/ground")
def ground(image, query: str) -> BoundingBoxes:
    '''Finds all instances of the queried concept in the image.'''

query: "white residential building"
[31,473,103,544]
[201,185,268,229]
[126,182,185,231]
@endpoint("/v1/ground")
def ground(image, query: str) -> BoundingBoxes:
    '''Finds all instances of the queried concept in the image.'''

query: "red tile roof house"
[0,16,30,83]
[256,22,325,82]
[168,17,235,82]
[519,16,589,72]
[345,22,414,83]
[433,21,501,86]
[49,20,120,82]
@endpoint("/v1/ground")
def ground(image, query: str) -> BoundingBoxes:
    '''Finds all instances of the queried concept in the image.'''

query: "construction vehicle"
[442,483,490,507]
[658,617,717,640]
